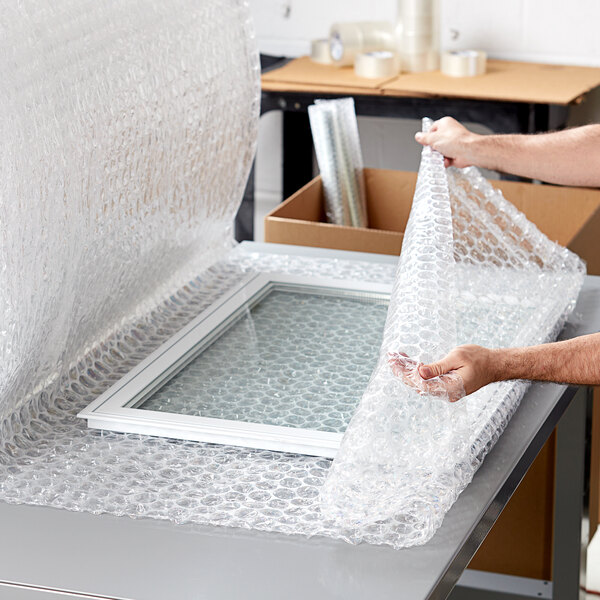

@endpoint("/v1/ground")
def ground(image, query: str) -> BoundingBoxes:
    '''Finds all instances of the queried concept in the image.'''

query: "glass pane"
[136,287,388,433]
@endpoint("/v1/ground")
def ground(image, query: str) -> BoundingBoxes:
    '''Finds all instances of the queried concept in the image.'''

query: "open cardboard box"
[265,168,600,273]
[265,167,600,580]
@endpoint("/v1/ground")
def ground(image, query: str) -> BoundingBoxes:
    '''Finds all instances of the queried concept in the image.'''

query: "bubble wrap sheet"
[0,0,259,425]
[0,3,584,551]
[321,120,585,545]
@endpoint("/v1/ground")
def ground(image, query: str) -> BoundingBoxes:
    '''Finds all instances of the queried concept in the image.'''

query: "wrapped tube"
[308,98,368,228]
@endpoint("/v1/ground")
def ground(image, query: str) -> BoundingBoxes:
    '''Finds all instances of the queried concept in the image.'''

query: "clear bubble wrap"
[0,0,260,427]
[308,98,368,227]
[320,119,585,543]
[0,4,584,551]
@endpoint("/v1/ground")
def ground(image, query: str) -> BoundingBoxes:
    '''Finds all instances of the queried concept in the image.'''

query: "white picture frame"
[78,272,391,457]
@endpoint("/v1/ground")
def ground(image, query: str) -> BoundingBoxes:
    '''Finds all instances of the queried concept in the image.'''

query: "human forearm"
[492,333,600,385]
[466,125,600,187]
[415,118,600,187]
[410,332,600,400]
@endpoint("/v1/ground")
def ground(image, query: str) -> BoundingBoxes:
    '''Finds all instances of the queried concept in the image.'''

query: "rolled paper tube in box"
[310,39,333,64]
[441,50,487,77]
[354,51,401,79]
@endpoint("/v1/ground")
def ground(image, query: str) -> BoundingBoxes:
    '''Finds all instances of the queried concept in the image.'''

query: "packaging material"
[381,59,600,104]
[265,164,600,574]
[397,0,440,72]
[329,22,395,67]
[262,56,600,105]
[261,56,399,95]
[442,50,487,77]
[0,0,258,486]
[355,51,401,79]
[0,0,589,555]
[308,98,368,227]
[0,115,585,551]
[319,119,585,545]
[265,167,600,261]
[310,39,333,65]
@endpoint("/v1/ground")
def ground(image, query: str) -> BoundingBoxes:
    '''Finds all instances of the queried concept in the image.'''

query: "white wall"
[249,0,600,241]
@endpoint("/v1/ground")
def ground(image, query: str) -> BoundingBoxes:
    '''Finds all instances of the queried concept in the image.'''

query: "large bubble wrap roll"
[0,0,259,424]
[319,119,585,545]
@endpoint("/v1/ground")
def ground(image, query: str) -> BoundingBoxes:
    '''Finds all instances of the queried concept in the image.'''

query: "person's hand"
[388,351,466,402]
[419,345,498,396]
[388,345,498,401]
[415,116,479,168]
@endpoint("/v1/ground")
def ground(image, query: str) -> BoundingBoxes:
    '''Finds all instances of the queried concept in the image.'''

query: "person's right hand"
[414,116,479,168]
[418,344,499,396]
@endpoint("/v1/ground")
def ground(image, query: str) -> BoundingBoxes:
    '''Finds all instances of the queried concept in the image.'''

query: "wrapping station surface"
[0,1,586,551]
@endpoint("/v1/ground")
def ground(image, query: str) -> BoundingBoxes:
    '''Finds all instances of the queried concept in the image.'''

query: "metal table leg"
[449,386,587,600]
[552,385,588,599]
[282,110,313,200]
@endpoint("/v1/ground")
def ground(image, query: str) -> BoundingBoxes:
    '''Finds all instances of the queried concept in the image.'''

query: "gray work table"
[0,245,597,600]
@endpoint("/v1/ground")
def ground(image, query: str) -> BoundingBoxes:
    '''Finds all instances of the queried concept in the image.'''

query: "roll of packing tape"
[403,50,439,73]
[354,51,401,79]
[310,38,333,64]
[441,50,487,77]
[329,21,395,67]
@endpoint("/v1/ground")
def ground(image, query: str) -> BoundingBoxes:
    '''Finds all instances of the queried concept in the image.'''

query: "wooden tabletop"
[262,56,600,105]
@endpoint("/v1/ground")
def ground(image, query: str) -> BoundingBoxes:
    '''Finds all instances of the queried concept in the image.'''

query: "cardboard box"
[265,167,600,580]
[266,168,600,270]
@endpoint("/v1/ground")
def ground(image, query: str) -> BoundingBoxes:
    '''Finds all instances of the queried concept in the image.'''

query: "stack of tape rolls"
[441,50,487,77]
[310,39,333,65]
[397,0,440,72]
[354,51,401,79]
[329,22,395,67]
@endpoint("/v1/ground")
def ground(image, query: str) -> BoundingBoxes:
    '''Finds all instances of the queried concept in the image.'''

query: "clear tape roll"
[310,39,333,65]
[441,50,487,77]
[329,21,395,67]
[354,51,401,79]
[403,50,439,73]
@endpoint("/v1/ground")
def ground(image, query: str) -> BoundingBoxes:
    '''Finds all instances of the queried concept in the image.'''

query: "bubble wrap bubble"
[319,119,585,545]
[0,0,259,425]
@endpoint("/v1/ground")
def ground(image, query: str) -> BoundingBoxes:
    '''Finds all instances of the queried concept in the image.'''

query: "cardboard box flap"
[262,56,399,91]
[382,60,600,105]
[262,57,600,106]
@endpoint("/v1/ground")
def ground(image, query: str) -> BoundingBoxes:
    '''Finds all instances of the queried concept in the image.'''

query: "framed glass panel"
[78,273,391,457]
